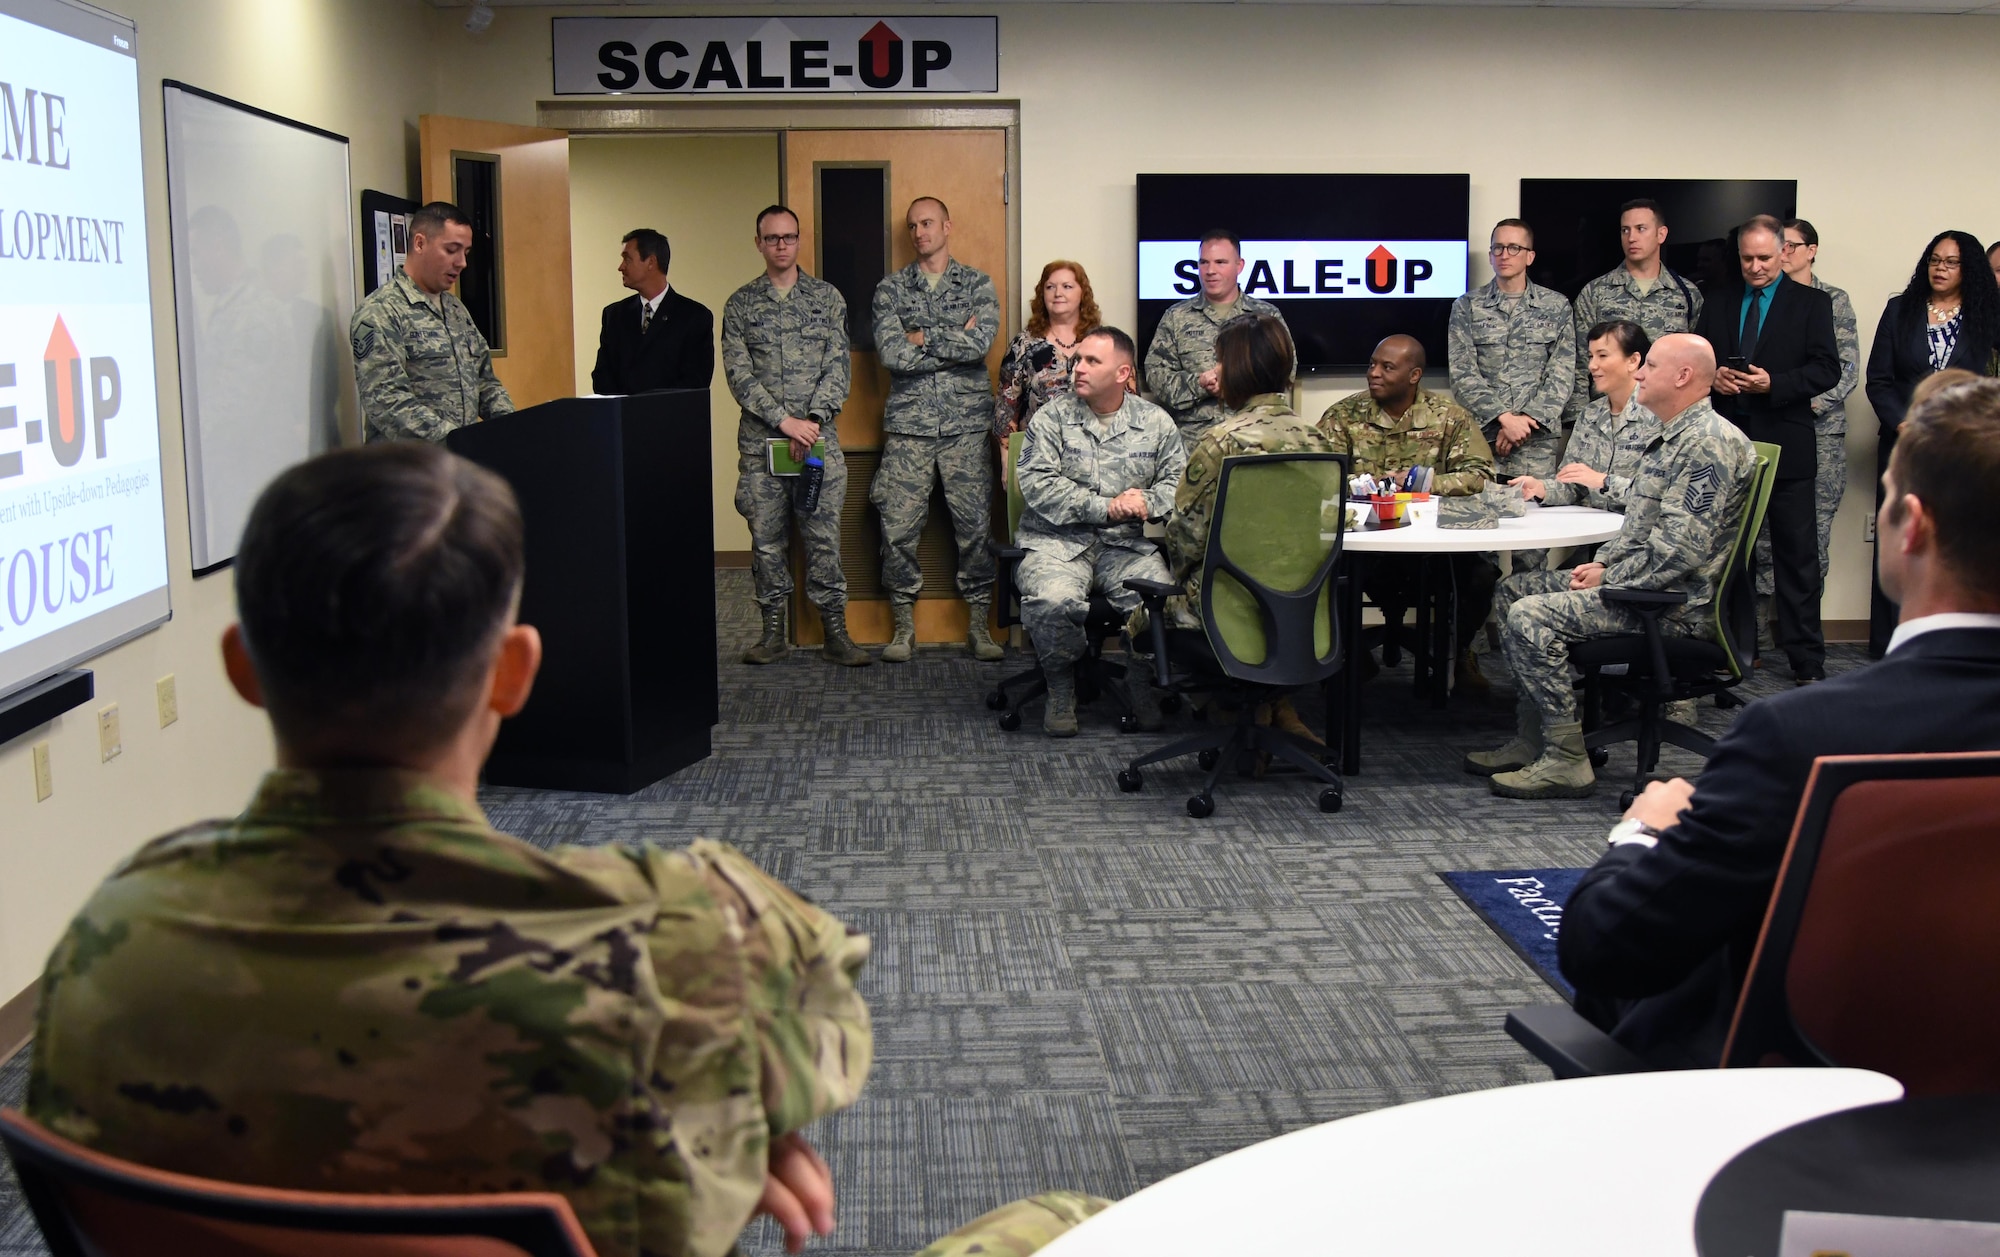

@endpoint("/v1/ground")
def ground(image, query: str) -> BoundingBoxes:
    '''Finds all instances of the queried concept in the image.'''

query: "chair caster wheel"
[985,691,1007,711]
[1160,695,1183,715]
[1318,788,1343,814]
[998,710,1022,732]
[1119,714,1138,734]
[1618,790,1636,810]
[1186,794,1215,818]
[1117,769,1143,793]
[1197,748,1219,771]
[1588,748,1609,769]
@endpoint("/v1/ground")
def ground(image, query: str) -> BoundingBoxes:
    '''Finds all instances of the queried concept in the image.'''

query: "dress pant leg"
[1767,474,1825,672]
[1868,431,1898,658]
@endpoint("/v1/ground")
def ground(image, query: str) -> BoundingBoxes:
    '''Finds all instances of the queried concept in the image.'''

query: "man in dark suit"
[1558,379,2000,1069]
[1695,214,1840,683]
[590,228,714,395]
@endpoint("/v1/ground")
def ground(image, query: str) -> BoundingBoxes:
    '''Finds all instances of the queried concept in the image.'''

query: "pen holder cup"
[1369,494,1408,526]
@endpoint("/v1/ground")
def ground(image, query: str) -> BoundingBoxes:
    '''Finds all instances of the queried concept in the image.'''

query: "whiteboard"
[163,81,357,573]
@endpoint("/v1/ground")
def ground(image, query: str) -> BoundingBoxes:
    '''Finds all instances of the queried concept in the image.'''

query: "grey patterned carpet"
[0,569,1867,1256]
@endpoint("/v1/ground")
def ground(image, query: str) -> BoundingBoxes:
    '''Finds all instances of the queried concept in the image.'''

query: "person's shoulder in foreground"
[1557,377,2000,1069]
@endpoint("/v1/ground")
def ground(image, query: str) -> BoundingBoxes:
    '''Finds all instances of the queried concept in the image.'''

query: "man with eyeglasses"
[720,204,872,667]
[1448,219,1576,598]
[1565,199,1704,428]
[590,227,714,396]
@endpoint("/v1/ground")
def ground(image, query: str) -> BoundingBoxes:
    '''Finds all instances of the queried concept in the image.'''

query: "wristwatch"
[1606,817,1666,849]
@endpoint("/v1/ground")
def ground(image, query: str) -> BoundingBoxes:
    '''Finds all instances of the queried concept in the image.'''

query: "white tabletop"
[1334,503,1625,554]
[1039,1069,1903,1257]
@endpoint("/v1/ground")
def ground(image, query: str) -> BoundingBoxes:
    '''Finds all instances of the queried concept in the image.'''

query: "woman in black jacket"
[1863,231,2000,653]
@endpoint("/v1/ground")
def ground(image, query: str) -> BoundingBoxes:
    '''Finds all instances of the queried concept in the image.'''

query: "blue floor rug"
[1439,868,1589,999]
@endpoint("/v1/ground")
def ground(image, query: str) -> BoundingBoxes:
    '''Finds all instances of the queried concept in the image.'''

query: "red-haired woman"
[993,260,1102,455]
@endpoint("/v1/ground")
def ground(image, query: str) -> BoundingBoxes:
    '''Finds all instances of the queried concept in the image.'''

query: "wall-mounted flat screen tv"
[1136,173,1470,374]
[1519,179,1798,300]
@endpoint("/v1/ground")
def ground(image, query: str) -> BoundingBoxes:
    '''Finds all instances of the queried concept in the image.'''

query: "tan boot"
[880,600,916,663]
[1269,695,1323,746]
[819,605,873,668]
[1456,649,1491,694]
[966,599,1005,661]
[1043,669,1079,737]
[741,603,788,665]
[1489,720,1596,799]
[1465,697,1540,776]
[1663,697,1699,726]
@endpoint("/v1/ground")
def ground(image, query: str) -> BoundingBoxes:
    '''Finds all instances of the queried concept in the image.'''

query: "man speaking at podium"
[350,201,513,442]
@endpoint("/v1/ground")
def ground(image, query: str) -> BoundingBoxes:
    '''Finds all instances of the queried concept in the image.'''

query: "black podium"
[447,391,716,793]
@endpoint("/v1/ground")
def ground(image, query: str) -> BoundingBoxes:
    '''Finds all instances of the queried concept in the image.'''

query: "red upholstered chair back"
[0,1109,600,1257]
[1722,752,2000,1096]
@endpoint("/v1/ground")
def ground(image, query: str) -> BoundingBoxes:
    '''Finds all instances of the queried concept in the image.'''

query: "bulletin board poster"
[0,0,172,702]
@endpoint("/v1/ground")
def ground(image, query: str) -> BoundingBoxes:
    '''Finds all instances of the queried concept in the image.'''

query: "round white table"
[1335,502,1626,553]
[1039,1069,1904,1257]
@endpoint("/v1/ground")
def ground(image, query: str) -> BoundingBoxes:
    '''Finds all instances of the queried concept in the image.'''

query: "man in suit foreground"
[590,227,715,395]
[1695,215,1840,683]
[1559,378,2000,1069]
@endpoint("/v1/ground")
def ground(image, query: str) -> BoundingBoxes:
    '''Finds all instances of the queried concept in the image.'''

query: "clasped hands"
[1714,364,1771,396]
[1492,411,1540,456]
[905,313,981,347]
[1106,487,1150,522]
[778,415,820,464]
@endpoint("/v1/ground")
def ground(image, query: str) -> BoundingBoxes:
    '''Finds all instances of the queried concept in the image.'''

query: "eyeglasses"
[1928,256,1963,270]
[1782,240,1809,252]
[760,233,800,246]
[1489,243,1531,257]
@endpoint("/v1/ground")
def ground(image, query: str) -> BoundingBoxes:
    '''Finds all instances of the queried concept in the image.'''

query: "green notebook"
[767,439,826,476]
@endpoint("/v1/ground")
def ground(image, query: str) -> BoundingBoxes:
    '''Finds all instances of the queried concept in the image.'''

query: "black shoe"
[1792,661,1826,685]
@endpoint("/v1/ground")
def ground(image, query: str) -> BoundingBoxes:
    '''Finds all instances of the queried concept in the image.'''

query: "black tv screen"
[1519,179,1799,300]
[1136,173,1471,374]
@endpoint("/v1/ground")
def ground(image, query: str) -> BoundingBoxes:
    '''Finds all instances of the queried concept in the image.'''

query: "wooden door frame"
[535,99,1022,341]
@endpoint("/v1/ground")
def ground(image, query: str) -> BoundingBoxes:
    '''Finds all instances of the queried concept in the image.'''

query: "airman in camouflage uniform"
[870,210,1003,663]
[1476,336,1756,800]
[915,1191,1114,1257]
[1144,290,1288,451]
[351,268,513,442]
[1564,208,1703,428]
[1016,382,1185,735]
[722,254,869,667]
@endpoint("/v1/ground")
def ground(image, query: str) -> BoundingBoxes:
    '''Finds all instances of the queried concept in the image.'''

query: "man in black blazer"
[590,228,714,396]
[1558,380,2000,1069]
[1695,215,1840,682]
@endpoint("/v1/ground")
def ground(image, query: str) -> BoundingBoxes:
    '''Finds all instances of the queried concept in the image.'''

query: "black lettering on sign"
[693,41,742,90]
[912,40,951,88]
[1403,259,1433,294]
[858,22,903,89]
[597,41,639,90]
[1316,260,1343,294]
[791,40,831,88]
[745,41,784,89]
[1173,259,1198,296]
[1282,260,1309,294]
[645,41,690,90]
[1244,259,1277,296]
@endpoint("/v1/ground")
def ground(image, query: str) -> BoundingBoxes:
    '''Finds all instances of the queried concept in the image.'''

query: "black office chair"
[1572,442,1779,808]
[1119,451,1349,816]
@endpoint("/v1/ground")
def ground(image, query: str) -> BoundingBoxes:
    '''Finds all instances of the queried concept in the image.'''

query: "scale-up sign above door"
[552,17,999,95]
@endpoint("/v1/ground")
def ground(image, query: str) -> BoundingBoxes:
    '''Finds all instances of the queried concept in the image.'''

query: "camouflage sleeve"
[1602,439,1750,591]
[1541,403,1604,507]
[721,294,785,426]
[351,305,453,440]
[1017,407,1108,527]
[1168,435,1222,574]
[1814,285,1860,415]
[1140,417,1188,520]
[807,290,851,423]
[872,279,935,376]
[1446,297,1503,424]
[925,271,1001,365]
[1523,300,1577,426]
[994,334,1029,437]
[912,1192,1114,1257]
[1684,279,1705,330]
[1434,404,1496,497]
[473,333,514,419]
[1564,288,1598,425]
[1144,315,1205,413]
[1315,405,1358,468]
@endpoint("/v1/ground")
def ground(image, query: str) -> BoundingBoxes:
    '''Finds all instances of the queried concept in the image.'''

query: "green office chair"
[1119,451,1349,816]
[1573,442,1780,808]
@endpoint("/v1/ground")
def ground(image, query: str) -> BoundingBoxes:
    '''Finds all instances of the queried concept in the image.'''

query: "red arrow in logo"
[45,316,85,466]
[861,21,900,81]
[1367,246,1397,291]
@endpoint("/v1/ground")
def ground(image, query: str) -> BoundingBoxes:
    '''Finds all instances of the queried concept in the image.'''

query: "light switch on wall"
[157,674,178,727]
[33,741,52,801]
[98,703,122,762]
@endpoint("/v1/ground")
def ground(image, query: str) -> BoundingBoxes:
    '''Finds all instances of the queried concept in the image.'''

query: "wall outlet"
[97,703,122,762]
[32,741,52,801]
[156,673,178,727]
[1864,513,1877,544]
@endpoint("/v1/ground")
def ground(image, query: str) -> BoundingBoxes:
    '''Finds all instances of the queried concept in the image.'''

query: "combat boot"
[1456,649,1491,694]
[1268,695,1323,746]
[1124,665,1165,732]
[966,600,1005,661]
[1465,697,1540,776]
[1489,720,1596,800]
[1043,668,1079,737]
[880,600,916,663]
[742,603,788,665]
[1664,697,1700,726]
[818,604,873,668]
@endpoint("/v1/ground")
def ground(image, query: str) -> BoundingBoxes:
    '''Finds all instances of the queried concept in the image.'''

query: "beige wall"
[568,134,781,553]
[434,1,2000,622]
[0,0,434,1002]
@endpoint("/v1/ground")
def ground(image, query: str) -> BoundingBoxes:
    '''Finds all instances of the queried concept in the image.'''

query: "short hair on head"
[1491,218,1535,249]
[1618,198,1666,228]
[754,204,798,235]
[1378,334,1426,372]
[1783,218,1819,249]
[1738,214,1785,246]
[1083,325,1136,366]
[408,201,472,243]
[1910,367,1981,410]
[1217,314,1296,411]
[235,443,525,760]
[907,196,950,221]
[1198,228,1242,255]
[1026,259,1102,339]
[1587,319,1650,362]
[1888,377,2000,591]
[622,227,671,272]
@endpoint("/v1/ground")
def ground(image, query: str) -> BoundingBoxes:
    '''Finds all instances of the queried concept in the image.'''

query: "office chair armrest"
[1598,586,1688,608]
[1504,1006,1651,1079]
[987,541,1027,561]
[1123,578,1179,600]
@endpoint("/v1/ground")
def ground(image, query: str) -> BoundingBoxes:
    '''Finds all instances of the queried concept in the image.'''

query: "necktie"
[640,300,654,335]
[1741,287,1765,359]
